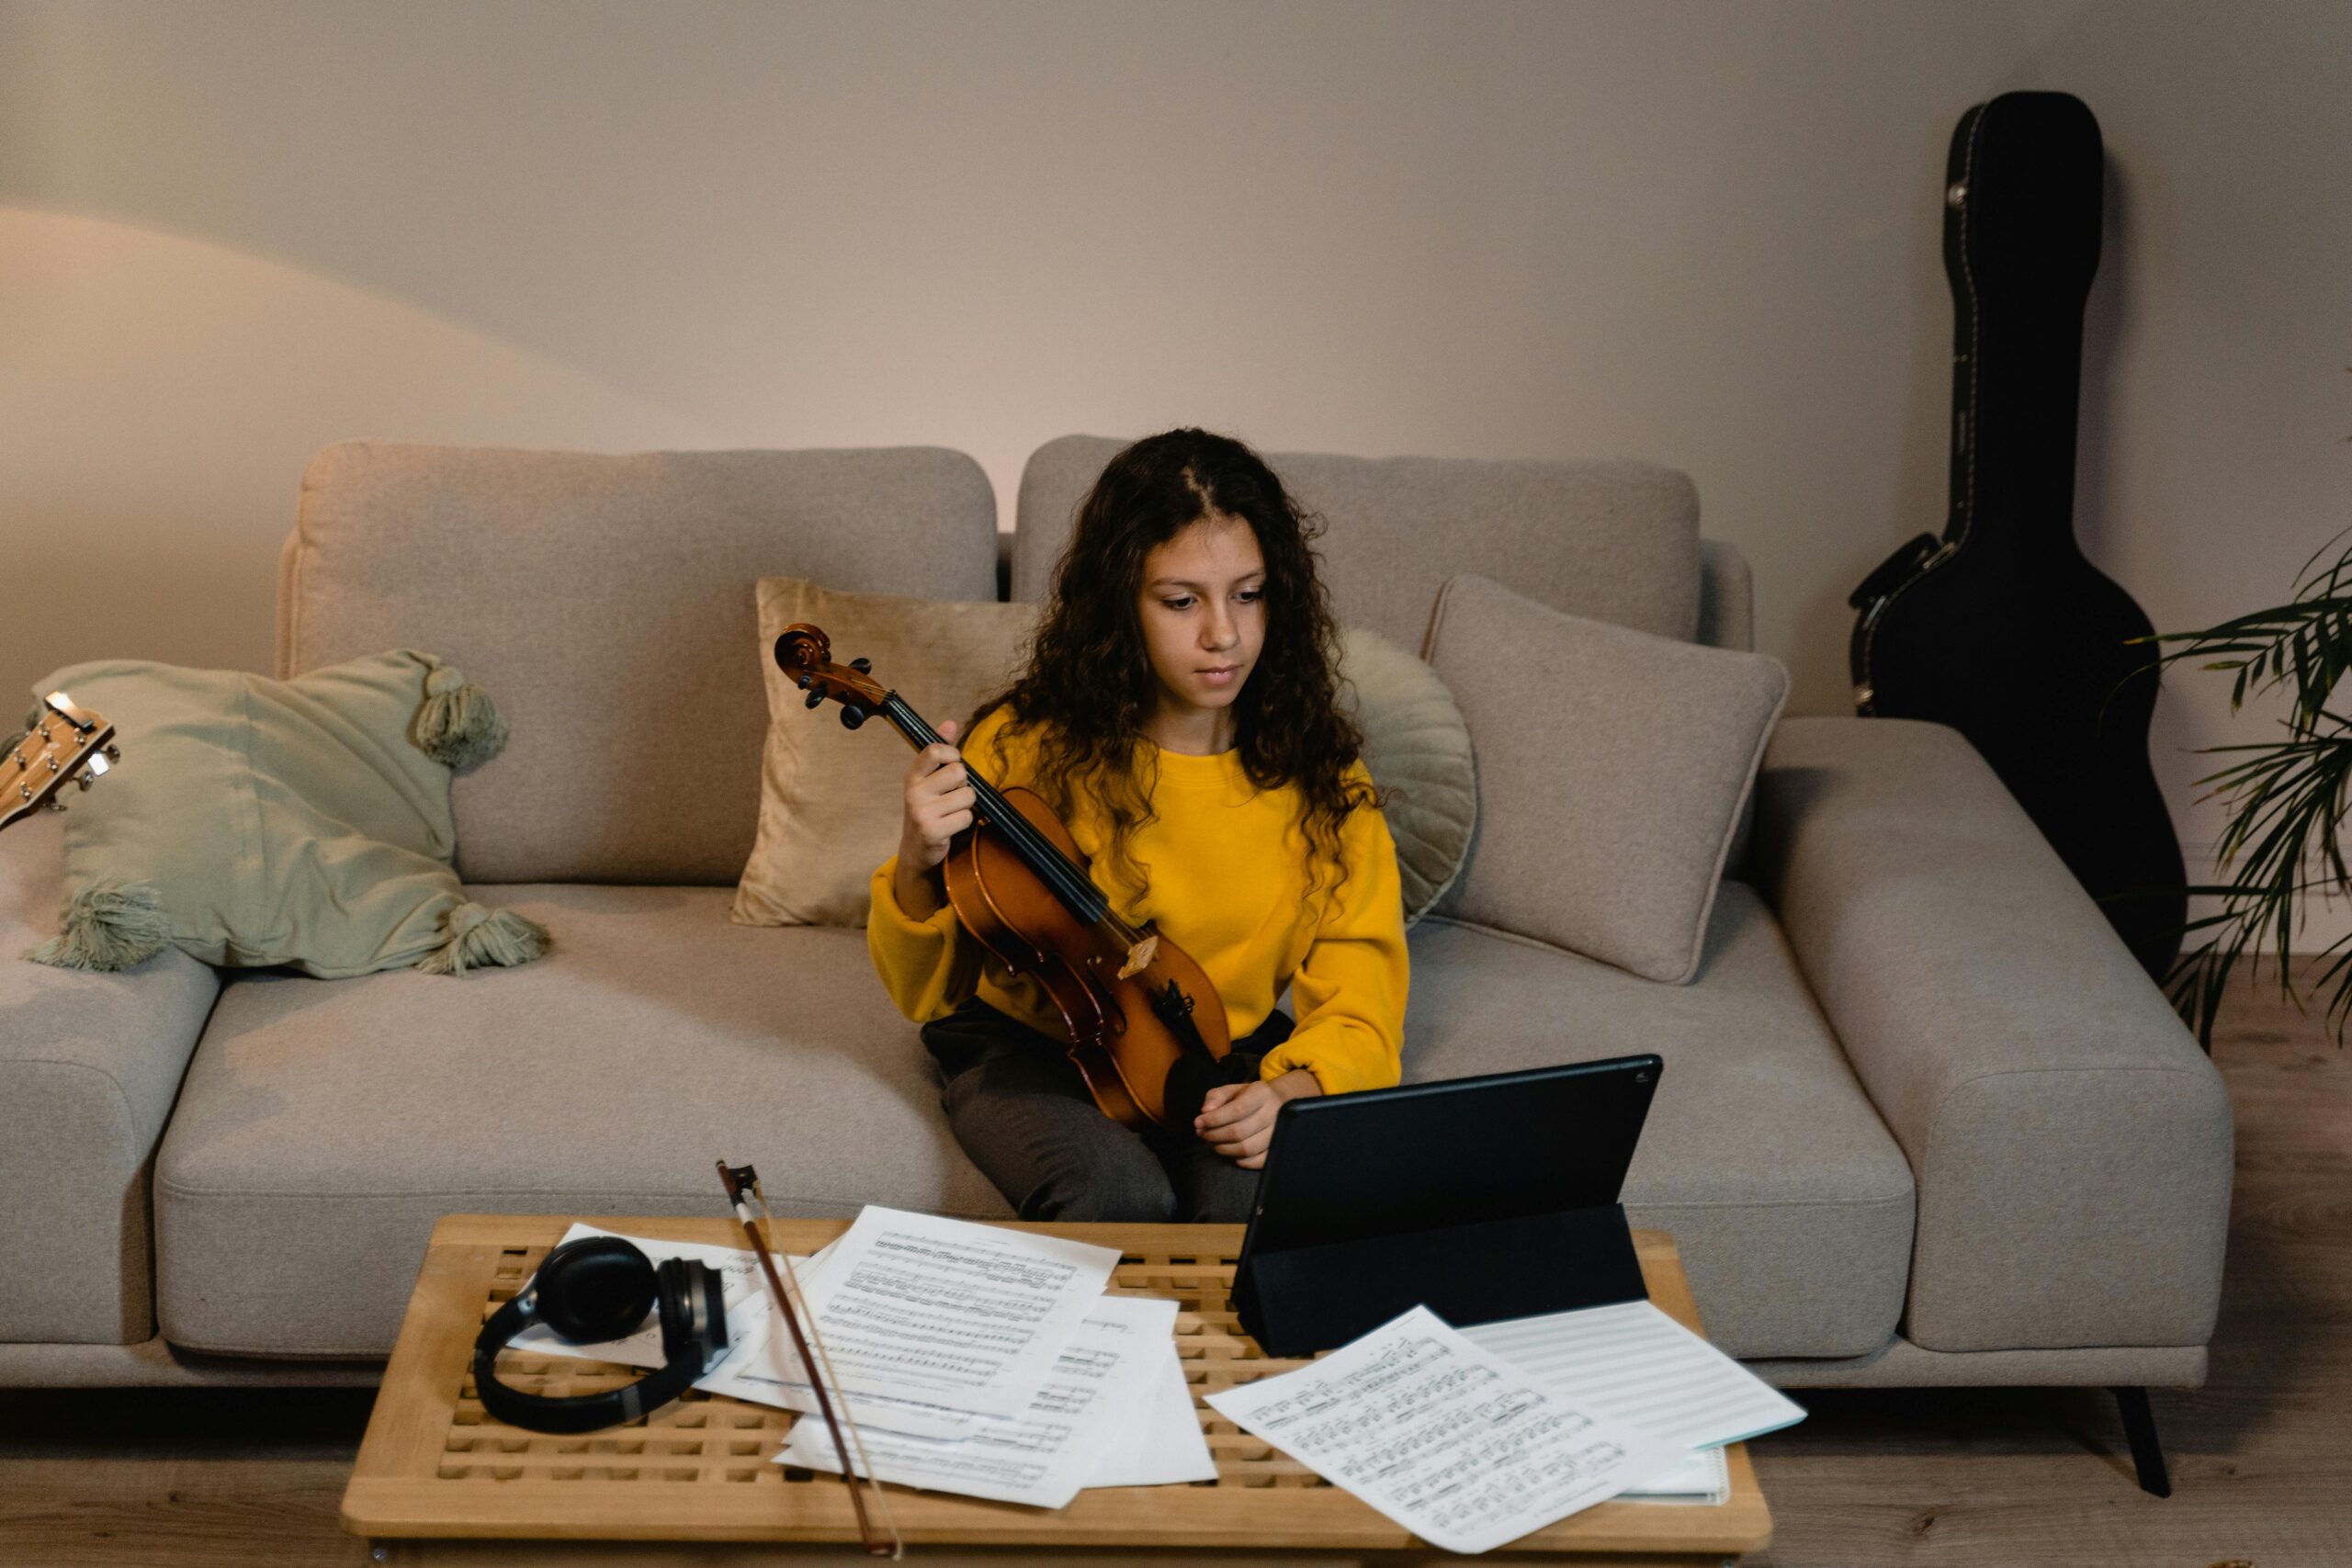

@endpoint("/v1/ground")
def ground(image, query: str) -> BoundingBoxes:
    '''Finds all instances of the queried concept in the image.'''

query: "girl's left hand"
[1195,1068,1322,1169]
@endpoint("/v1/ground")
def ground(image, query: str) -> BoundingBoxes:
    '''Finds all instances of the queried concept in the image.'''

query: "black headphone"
[471,1235,730,1434]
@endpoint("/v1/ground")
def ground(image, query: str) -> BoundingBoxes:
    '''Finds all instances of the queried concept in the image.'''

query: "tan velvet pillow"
[1424,573,1789,983]
[733,581,1039,927]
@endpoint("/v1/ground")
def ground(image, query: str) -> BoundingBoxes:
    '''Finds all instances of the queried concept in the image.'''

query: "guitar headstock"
[772,623,888,729]
[3,691,119,833]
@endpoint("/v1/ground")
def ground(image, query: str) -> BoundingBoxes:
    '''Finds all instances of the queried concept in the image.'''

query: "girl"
[867,428,1408,1223]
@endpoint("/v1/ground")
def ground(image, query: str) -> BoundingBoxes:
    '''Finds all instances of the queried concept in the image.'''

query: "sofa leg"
[2110,1385,2172,1496]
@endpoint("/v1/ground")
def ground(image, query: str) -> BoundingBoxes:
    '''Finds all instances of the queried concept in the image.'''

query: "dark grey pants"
[922,998,1295,1224]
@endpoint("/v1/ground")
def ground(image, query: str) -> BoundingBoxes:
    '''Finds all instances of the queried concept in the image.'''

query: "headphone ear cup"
[535,1236,660,1344]
[655,1257,726,1371]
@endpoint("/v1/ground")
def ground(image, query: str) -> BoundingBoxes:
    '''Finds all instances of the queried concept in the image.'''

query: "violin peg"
[796,672,811,690]
[839,706,866,730]
[803,691,824,710]
[850,657,872,673]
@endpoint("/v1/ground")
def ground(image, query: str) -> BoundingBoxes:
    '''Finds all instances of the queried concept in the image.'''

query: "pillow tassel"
[413,671,510,771]
[27,879,171,972]
[415,900,549,976]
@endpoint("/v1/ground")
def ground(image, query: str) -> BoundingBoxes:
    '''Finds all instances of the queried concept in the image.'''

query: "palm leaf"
[2147,530,2352,1049]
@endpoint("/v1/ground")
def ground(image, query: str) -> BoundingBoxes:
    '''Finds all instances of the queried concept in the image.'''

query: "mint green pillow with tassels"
[13,649,548,978]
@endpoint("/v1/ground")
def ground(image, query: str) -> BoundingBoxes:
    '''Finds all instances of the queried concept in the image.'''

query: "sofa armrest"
[1750,716,2232,1356]
[0,815,218,1344]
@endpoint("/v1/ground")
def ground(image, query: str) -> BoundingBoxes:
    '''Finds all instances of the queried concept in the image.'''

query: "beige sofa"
[0,438,2232,1418]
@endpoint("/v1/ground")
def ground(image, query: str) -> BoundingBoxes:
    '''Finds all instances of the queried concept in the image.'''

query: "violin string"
[972,778,1110,919]
[883,696,1115,927]
[920,713,1143,943]
[860,691,1209,1057]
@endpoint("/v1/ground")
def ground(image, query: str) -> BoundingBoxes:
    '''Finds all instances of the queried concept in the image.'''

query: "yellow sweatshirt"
[866,704,1409,1096]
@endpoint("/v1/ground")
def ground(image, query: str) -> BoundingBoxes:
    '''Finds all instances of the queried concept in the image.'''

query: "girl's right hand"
[899,717,973,876]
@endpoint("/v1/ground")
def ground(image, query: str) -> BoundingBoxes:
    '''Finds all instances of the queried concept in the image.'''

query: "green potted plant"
[2140,528,2352,1046]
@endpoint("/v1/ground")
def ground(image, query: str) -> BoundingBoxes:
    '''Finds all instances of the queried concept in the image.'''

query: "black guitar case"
[1848,91,2184,984]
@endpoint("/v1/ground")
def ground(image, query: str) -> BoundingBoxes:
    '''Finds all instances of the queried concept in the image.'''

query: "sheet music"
[751,1206,1122,1424]
[1204,1305,1683,1555]
[1460,1299,1805,1450]
[707,1343,981,1439]
[778,1292,1176,1507]
[1085,1338,1217,1488]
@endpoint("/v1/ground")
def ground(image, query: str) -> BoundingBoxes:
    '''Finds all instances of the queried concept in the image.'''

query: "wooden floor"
[4,970,2347,1568]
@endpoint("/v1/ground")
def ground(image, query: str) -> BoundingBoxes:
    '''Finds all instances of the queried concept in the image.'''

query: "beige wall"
[2021,1,2352,933]
[3,0,2346,886]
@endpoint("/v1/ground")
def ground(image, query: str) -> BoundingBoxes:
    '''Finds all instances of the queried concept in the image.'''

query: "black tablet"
[1232,1053,1663,1355]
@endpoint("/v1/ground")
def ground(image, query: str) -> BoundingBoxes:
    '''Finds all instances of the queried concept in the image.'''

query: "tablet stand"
[1232,1201,1648,1358]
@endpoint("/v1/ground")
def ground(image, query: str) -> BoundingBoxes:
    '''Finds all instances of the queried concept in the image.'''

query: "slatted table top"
[343,1214,1770,1559]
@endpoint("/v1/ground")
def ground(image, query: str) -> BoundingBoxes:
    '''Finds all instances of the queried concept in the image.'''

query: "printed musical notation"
[1204,1306,1683,1555]
[515,1215,1208,1500]
[727,1205,1120,1425]
[780,1292,1180,1507]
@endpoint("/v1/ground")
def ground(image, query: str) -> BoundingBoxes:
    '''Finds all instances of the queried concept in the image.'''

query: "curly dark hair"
[972,428,1382,910]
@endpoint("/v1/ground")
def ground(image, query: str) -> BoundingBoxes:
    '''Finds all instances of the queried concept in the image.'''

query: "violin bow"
[715,1161,902,1559]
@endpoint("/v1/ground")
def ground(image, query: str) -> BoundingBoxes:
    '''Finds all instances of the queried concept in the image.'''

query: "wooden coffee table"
[345,1215,1770,1564]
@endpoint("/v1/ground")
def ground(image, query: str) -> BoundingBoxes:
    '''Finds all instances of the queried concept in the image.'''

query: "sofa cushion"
[1754,717,2233,1354]
[1405,885,1915,1359]
[1013,435,1702,651]
[0,812,220,1345]
[1424,574,1789,983]
[153,885,1012,1358]
[149,893,1909,1363]
[280,443,1000,886]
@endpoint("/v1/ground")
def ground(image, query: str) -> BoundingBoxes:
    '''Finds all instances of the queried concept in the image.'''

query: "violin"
[775,623,1234,1127]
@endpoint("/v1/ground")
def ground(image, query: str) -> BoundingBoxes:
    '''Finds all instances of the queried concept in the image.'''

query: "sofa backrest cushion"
[1696,539,1755,653]
[1012,434,1708,651]
[279,442,999,885]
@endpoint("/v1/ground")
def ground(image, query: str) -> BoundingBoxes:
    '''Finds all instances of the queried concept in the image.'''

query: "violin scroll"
[773,621,885,729]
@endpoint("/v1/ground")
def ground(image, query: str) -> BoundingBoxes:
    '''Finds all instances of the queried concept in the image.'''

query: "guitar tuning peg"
[105,744,120,761]
[850,657,873,673]
[43,797,64,813]
[76,772,95,791]
[803,691,824,710]
[840,706,866,730]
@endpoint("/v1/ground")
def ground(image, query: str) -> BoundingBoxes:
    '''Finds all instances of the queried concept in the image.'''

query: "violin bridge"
[1115,933,1159,979]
